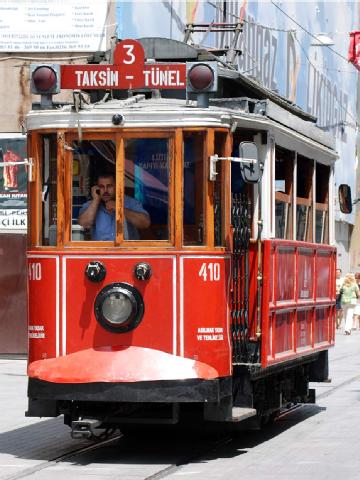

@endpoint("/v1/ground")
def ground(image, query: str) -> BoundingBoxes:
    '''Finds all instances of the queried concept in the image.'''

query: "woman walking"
[341,273,360,335]
[353,272,360,330]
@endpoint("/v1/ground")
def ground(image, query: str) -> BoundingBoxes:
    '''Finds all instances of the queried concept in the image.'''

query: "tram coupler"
[71,419,101,439]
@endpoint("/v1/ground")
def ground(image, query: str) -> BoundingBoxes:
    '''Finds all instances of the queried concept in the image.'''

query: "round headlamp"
[94,283,144,333]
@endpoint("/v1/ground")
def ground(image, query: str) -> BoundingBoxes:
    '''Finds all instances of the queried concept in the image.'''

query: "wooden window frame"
[62,129,176,248]
[28,127,229,252]
[315,163,330,244]
[274,146,294,240]
[296,155,314,243]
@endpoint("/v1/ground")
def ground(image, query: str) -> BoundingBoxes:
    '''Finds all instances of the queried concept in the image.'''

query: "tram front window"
[71,139,115,242]
[124,138,169,241]
[71,137,169,242]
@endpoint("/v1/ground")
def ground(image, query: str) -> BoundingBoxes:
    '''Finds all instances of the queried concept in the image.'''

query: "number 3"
[122,44,135,64]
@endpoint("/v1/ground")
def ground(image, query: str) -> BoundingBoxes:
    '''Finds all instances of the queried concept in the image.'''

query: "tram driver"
[78,173,151,241]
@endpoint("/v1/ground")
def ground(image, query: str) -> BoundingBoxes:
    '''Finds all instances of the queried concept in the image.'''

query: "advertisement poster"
[0,1,108,52]
[0,136,27,232]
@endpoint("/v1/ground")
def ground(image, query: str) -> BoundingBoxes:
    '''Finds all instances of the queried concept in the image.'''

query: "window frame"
[28,127,230,251]
[274,146,294,240]
[62,130,175,247]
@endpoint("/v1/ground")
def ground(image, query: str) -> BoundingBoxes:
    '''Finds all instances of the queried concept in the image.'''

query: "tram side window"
[183,132,205,245]
[296,155,313,242]
[275,147,293,239]
[41,134,58,246]
[315,163,329,244]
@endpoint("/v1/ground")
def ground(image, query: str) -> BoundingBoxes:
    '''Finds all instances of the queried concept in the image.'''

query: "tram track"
[142,404,321,480]
[2,433,123,480]
[2,428,234,480]
[316,372,360,400]
[142,435,233,480]
[3,389,351,480]
[4,352,360,480]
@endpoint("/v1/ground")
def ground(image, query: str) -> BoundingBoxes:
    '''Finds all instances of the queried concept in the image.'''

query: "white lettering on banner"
[61,63,186,90]
[28,325,45,339]
[144,67,185,87]
[197,327,224,341]
[75,69,119,87]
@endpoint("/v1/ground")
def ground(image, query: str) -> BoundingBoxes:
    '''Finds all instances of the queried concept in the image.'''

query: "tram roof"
[26,94,337,162]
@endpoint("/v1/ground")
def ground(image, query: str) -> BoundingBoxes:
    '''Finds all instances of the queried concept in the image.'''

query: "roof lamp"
[32,66,58,93]
[188,64,214,91]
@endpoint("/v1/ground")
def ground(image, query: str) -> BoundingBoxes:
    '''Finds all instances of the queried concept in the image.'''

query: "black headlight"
[94,283,144,333]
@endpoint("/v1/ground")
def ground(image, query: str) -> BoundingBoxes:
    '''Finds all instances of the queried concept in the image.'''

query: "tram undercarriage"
[27,349,328,438]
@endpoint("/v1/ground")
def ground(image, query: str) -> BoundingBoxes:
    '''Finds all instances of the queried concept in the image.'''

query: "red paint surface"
[27,242,335,380]
[28,345,219,383]
[27,252,231,382]
[182,256,231,377]
[260,240,336,366]
[64,256,175,356]
[60,64,186,90]
[27,257,58,362]
[296,309,312,349]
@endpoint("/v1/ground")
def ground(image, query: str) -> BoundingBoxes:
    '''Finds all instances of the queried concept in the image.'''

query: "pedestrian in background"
[341,273,360,335]
[335,268,344,329]
[353,272,360,330]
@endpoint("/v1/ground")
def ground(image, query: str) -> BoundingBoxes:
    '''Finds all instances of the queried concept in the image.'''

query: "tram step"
[231,407,257,422]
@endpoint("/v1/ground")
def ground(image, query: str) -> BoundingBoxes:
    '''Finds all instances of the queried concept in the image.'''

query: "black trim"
[28,376,232,404]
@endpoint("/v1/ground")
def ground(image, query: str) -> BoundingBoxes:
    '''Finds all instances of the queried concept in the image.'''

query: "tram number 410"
[198,262,220,282]
[28,262,42,281]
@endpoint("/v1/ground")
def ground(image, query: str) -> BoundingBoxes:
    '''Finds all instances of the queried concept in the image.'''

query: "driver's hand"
[105,200,115,212]
[91,185,101,202]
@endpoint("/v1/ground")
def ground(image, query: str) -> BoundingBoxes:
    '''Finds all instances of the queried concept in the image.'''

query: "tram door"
[230,132,259,364]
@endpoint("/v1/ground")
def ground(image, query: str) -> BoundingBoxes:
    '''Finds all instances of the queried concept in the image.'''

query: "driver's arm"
[78,186,101,229]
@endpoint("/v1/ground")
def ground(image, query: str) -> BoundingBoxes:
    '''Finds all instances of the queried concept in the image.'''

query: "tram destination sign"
[61,64,186,90]
[61,39,186,90]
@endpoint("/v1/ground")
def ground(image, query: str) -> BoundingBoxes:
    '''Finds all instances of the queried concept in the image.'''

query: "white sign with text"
[0,1,107,52]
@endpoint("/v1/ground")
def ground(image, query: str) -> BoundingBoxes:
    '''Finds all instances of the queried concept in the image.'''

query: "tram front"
[26,88,236,434]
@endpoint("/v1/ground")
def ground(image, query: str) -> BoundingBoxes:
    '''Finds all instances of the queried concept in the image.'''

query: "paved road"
[1,330,359,479]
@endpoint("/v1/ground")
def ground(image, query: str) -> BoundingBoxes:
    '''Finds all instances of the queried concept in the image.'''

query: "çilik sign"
[61,39,186,90]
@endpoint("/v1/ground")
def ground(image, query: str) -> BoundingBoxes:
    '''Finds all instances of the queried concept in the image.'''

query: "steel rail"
[2,433,123,480]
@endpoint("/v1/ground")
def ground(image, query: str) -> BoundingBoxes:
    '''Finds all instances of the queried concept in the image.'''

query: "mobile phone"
[96,189,100,195]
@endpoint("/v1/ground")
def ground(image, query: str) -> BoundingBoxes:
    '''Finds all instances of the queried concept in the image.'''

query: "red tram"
[26,37,344,438]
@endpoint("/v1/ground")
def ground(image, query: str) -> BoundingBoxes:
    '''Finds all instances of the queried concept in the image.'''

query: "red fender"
[28,345,219,383]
